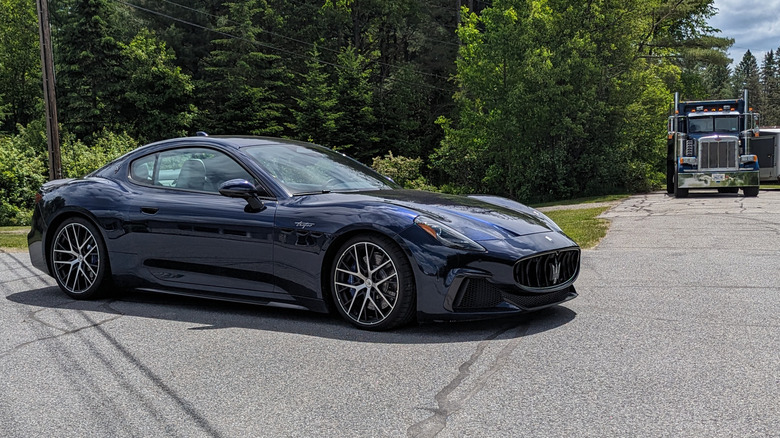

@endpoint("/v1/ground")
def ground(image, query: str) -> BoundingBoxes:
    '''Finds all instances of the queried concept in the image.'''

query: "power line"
[140,0,458,82]
[119,0,455,92]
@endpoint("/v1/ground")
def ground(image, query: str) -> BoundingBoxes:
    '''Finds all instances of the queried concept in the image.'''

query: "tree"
[290,46,340,145]
[733,50,761,104]
[760,50,780,126]
[0,0,42,133]
[330,46,379,162]
[197,0,288,136]
[54,0,125,139]
[118,30,196,142]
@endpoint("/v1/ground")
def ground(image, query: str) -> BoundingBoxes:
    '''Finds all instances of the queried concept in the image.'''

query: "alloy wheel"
[52,222,101,294]
[333,241,399,326]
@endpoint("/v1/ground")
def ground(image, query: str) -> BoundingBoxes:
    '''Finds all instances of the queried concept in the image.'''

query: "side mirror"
[219,179,265,212]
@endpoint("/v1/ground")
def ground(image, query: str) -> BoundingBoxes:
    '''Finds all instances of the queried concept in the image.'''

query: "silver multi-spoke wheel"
[334,241,399,326]
[51,219,106,297]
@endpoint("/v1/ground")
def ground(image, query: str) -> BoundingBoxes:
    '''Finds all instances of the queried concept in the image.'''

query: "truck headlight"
[679,157,697,166]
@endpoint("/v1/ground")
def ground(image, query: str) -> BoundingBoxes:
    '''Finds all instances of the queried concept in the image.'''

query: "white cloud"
[710,0,780,64]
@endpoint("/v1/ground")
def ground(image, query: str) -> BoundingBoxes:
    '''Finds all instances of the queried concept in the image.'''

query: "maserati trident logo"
[548,253,562,284]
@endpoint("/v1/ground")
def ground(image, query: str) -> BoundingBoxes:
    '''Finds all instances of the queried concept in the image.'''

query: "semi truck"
[666,91,760,198]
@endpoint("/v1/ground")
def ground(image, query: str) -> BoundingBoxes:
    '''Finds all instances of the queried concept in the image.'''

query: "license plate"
[712,173,725,183]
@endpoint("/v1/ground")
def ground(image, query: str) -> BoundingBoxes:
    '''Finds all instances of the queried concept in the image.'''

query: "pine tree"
[330,46,379,162]
[0,0,41,133]
[760,50,780,126]
[54,0,125,139]
[733,50,761,104]
[197,0,288,136]
[290,46,340,145]
[118,30,197,142]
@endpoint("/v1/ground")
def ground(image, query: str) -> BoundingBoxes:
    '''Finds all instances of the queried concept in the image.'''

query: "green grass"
[530,194,629,208]
[545,206,612,249]
[0,226,28,250]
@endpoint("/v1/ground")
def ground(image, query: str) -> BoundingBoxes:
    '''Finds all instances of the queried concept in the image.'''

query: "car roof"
[158,135,323,150]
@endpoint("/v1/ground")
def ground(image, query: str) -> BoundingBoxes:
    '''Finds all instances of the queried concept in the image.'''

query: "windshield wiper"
[293,190,332,196]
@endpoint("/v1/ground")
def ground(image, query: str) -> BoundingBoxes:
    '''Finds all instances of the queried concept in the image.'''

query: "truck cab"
[667,92,760,198]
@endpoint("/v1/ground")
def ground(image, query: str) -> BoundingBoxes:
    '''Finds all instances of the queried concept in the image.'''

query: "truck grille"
[514,248,579,290]
[699,138,737,170]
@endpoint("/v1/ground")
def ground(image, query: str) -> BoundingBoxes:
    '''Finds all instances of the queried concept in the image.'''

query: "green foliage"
[61,130,138,178]
[330,47,379,162]
[290,46,340,145]
[197,0,288,136]
[0,132,46,225]
[0,0,41,132]
[118,29,197,143]
[371,151,434,190]
[54,0,126,140]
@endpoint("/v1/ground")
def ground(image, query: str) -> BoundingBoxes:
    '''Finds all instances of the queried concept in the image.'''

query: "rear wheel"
[50,217,109,299]
[331,235,415,330]
[743,186,759,197]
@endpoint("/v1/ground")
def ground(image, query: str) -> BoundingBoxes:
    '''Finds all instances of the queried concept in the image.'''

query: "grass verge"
[530,194,629,209]
[0,226,28,251]
[545,206,611,250]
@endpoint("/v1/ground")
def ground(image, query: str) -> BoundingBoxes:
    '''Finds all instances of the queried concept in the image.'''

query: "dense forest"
[0,0,778,225]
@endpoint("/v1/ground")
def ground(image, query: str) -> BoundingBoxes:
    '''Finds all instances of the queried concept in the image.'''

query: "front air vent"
[514,248,580,290]
[699,138,737,170]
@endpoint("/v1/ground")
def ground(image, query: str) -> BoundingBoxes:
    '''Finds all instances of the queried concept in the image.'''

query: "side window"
[129,155,156,185]
[156,147,258,193]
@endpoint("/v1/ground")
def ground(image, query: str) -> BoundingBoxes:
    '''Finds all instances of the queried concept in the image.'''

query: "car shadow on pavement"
[7,286,577,344]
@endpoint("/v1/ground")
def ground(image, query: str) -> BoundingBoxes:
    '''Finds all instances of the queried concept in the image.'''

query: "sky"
[709,0,780,66]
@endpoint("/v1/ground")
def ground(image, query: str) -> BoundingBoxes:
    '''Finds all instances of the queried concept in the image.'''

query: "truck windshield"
[688,116,739,133]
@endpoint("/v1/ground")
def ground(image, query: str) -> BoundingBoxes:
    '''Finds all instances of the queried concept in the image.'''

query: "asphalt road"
[1,190,779,437]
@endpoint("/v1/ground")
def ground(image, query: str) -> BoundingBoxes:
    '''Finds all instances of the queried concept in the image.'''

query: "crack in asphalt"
[407,321,531,437]
[0,301,124,359]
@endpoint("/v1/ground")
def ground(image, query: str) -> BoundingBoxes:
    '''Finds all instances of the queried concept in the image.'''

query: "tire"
[50,217,110,299]
[743,186,759,197]
[331,235,416,330]
[718,187,739,194]
[666,140,675,194]
[675,187,688,198]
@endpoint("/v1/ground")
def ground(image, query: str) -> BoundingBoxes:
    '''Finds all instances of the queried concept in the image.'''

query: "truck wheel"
[675,186,688,198]
[743,187,759,197]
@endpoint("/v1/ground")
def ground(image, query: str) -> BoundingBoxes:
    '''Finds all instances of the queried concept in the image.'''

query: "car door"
[122,146,281,299]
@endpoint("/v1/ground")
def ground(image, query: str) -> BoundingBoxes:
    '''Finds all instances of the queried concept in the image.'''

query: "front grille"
[502,288,574,310]
[699,139,737,170]
[514,248,579,290]
[453,278,503,310]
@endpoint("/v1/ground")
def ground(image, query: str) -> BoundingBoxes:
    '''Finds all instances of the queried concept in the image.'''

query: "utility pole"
[36,0,62,181]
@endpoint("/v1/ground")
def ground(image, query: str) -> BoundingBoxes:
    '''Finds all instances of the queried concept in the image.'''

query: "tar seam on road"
[407,321,531,437]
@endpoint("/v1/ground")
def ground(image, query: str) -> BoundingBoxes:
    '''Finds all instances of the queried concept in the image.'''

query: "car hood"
[353,190,558,241]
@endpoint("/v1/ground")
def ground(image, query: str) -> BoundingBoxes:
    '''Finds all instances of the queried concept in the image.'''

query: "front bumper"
[677,170,759,188]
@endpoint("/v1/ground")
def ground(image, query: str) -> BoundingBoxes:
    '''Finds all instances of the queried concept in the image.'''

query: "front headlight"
[414,216,485,252]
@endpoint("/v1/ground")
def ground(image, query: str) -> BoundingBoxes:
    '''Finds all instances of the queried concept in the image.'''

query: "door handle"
[141,207,159,215]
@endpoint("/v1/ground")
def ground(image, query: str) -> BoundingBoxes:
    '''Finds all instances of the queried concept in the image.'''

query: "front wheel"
[50,217,110,299]
[331,235,416,330]
[743,186,759,197]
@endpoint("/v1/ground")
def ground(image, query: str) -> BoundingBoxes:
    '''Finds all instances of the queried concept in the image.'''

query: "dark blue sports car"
[28,136,579,330]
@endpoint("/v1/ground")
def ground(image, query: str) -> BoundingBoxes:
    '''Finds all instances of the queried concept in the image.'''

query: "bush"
[0,134,46,225]
[61,129,138,177]
[372,151,435,190]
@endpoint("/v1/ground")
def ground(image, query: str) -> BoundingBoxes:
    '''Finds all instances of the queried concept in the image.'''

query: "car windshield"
[242,143,398,195]
[688,116,739,133]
